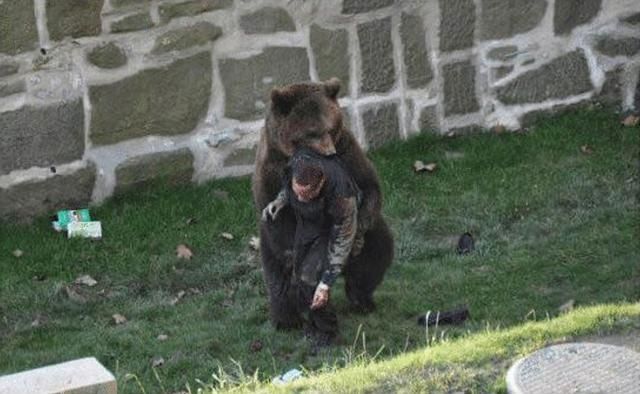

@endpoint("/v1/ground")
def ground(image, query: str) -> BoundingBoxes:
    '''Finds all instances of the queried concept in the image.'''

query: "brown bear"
[252,78,394,333]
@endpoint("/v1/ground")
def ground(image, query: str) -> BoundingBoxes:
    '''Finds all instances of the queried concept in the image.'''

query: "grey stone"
[554,0,601,36]
[358,17,395,93]
[219,47,310,121]
[115,148,194,194]
[111,12,154,33]
[480,0,547,40]
[342,0,394,14]
[223,147,257,167]
[419,106,439,132]
[448,124,483,135]
[521,58,535,66]
[240,7,295,35]
[0,100,85,175]
[152,22,222,54]
[0,80,26,98]
[90,52,212,145]
[493,65,514,80]
[594,67,623,108]
[442,60,479,116]
[595,36,640,57]
[506,343,640,394]
[621,12,640,26]
[111,0,150,8]
[0,0,38,55]
[0,61,20,78]
[401,13,433,89]
[487,45,519,61]
[310,25,350,97]
[87,42,128,69]
[46,0,104,40]
[0,164,95,223]
[496,50,594,105]
[439,0,475,52]
[362,103,400,149]
[159,0,233,24]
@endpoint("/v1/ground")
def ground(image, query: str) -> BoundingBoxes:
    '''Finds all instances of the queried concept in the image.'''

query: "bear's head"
[267,78,344,157]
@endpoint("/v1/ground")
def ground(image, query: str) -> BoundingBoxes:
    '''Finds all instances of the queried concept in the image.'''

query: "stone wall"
[1,0,639,220]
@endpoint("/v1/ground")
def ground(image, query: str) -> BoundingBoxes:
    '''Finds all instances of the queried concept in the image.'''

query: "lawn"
[0,108,638,393]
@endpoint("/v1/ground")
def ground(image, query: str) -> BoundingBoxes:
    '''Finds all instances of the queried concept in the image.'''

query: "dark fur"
[252,79,394,330]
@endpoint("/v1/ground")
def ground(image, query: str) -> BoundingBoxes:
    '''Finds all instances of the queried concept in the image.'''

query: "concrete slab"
[506,342,640,394]
[0,357,116,394]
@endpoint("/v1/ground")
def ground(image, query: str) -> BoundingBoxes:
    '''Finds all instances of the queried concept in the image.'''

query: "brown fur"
[252,78,394,330]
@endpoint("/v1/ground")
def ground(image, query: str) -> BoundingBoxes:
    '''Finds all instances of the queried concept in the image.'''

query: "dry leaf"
[425,163,437,172]
[31,318,40,328]
[74,274,98,287]
[176,244,193,260]
[622,115,639,127]
[151,357,165,368]
[580,145,593,155]
[157,334,169,341]
[250,339,263,353]
[170,290,186,306]
[492,124,506,134]
[12,249,23,258]
[249,236,260,251]
[112,313,127,325]
[558,299,575,314]
[413,161,437,173]
[220,232,234,240]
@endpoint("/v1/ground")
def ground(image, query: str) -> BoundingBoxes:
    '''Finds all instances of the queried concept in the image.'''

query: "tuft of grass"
[0,108,638,392]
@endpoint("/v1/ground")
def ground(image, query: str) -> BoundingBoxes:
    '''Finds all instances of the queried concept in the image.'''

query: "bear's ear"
[323,77,341,100]
[270,87,296,116]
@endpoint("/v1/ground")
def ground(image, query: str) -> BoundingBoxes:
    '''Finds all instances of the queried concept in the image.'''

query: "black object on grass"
[457,232,475,254]
[417,305,470,326]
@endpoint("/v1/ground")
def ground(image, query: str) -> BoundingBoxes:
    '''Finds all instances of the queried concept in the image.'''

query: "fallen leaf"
[176,244,193,260]
[157,334,169,341]
[558,299,575,314]
[413,161,437,173]
[65,286,87,304]
[580,145,593,155]
[424,163,437,172]
[112,313,127,325]
[622,115,639,127]
[12,249,23,258]
[170,290,186,306]
[220,232,234,240]
[151,357,165,368]
[185,217,198,225]
[492,124,506,134]
[250,339,263,352]
[249,236,260,251]
[31,318,40,328]
[74,274,98,287]
[413,160,426,172]
[32,274,47,282]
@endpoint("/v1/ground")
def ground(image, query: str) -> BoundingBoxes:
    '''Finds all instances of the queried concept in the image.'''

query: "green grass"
[0,109,638,393]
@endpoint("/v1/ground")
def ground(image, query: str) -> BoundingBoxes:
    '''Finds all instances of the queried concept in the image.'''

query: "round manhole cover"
[506,342,640,394]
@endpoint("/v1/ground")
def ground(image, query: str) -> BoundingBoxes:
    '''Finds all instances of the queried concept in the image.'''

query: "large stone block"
[0,0,38,55]
[358,17,395,93]
[487,45,519,61]
[401,13,433,89]
[342,0,394,14]
[87,42,128,69]
[310,25,350,97]
[90,52,212,145]
[240,7,295,34]
[442,60,479,116]
[595,37,640,58]
[362,102,400,149]
[159,0,232,24]
[595,67,623,108]
[219,47,310,121]
[439,0,475,52]
[495,50,593,105]
[480,0,547,40]
[0,100,85,175]
[0,80,26,98]
[47,0,104,41]
[223,147,257,167]
[112,0,150,8]
[111,12,154,33]
[0,164,96,222]
[554,0,601,36]
[419,105,439,132]
[115,148,194,194]
[152,22,222,54]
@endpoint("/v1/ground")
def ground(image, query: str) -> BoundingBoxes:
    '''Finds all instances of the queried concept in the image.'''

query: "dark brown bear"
[252,78,394,330]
